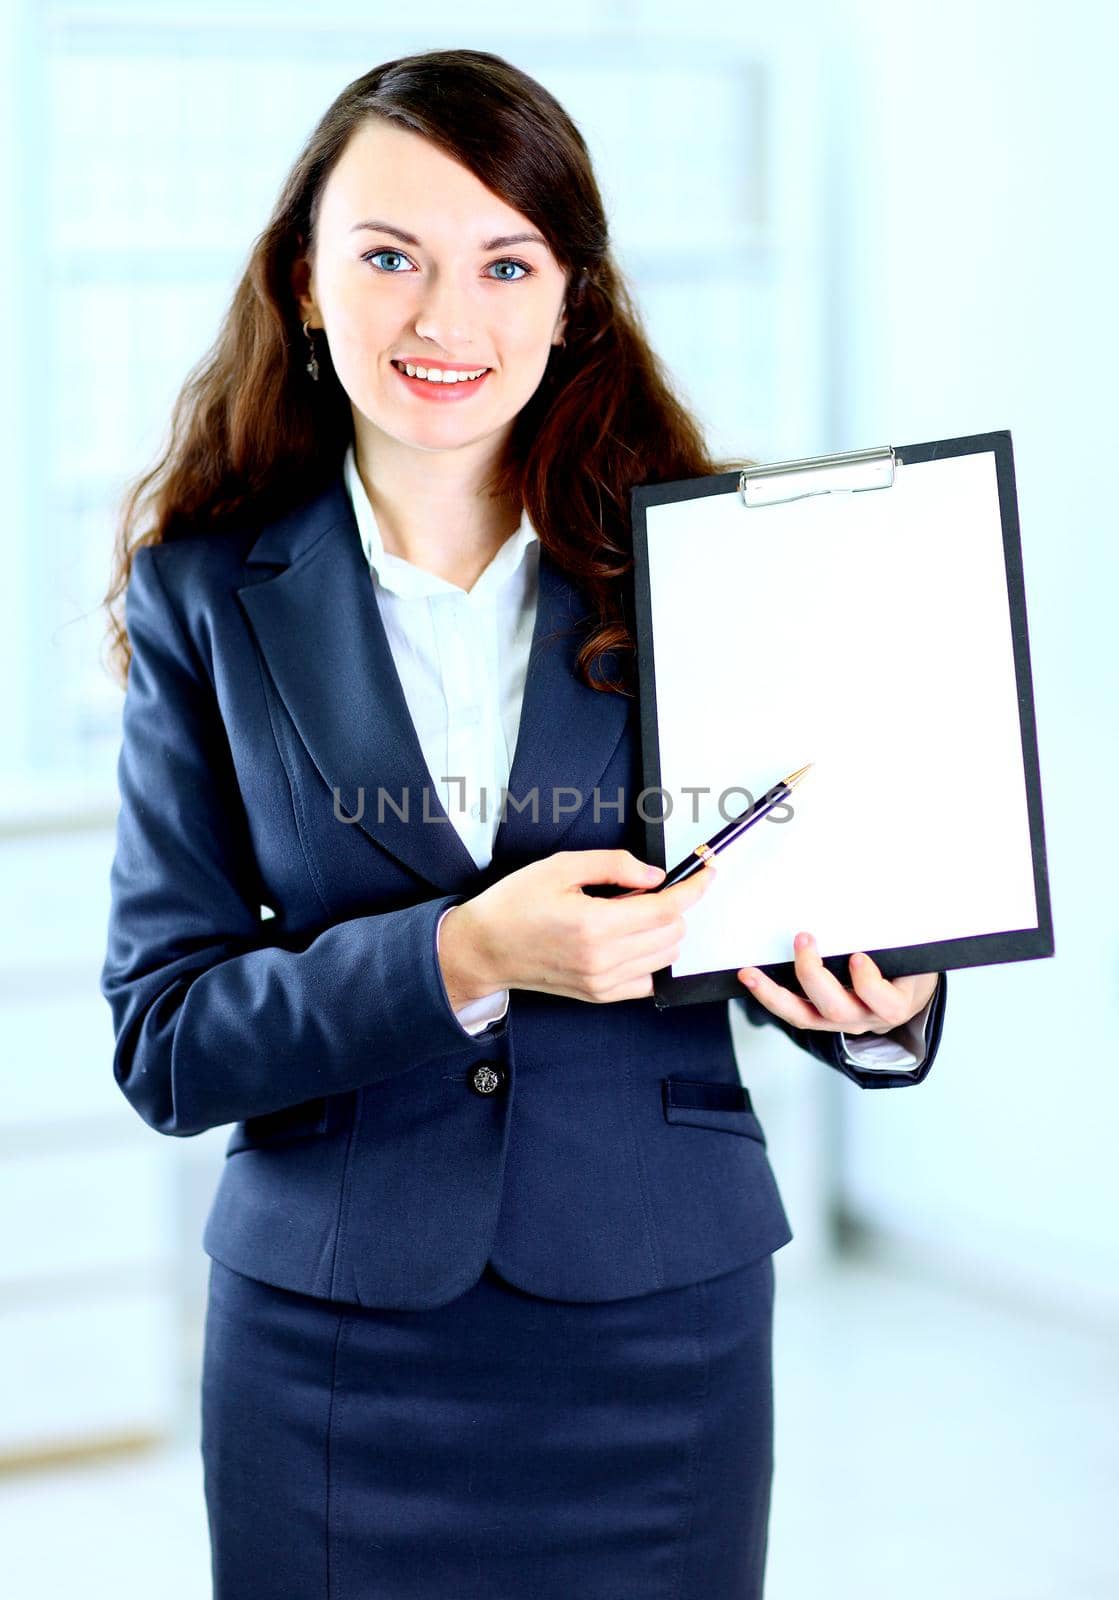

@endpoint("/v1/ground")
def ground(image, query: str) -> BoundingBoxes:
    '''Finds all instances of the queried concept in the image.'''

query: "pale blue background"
[0,2,1114,1594]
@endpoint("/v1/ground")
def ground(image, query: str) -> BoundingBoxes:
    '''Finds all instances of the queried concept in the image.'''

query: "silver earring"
[302,319,320,382]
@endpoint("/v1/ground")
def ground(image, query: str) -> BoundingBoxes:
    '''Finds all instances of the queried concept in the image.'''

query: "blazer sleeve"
[99,546,499,1139]
[734,968,947,1089]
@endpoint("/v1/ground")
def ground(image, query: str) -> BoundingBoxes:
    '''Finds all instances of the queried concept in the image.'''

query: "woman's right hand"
[438,849,716,1006]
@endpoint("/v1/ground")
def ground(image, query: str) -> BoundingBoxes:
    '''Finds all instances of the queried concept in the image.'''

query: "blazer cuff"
[838,986,935,1070]
[829,970,948,1089]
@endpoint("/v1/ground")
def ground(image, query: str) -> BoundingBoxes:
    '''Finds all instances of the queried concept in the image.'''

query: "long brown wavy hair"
[103,47,750,697]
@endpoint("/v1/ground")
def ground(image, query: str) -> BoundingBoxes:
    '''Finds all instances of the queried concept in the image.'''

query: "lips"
[390,361,493,402]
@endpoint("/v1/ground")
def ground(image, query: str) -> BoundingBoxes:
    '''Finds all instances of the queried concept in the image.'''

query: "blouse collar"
[343,440,539,602]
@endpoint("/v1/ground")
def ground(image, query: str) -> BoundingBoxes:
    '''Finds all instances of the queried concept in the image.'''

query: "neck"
[352,426,522,591]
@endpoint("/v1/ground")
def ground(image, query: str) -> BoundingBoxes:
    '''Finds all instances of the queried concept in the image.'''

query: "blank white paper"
[643,450,1038,976]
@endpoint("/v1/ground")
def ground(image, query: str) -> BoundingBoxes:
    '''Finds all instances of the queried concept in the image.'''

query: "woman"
[100,48,945,1599]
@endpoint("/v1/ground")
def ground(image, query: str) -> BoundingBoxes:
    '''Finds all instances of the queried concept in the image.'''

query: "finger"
[847,951,915,1029]
[658,872,715,925]
[605,859,715,933]
[851,959,940,1028]
[735,962,835,1032]
[607,920,685,968]
[791,933,878,1029]
[567,849,664,889]
[909,971,941,1008]
[604,941,681,992]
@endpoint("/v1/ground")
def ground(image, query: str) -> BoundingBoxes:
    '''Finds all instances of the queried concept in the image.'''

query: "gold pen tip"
[783,762,813,789]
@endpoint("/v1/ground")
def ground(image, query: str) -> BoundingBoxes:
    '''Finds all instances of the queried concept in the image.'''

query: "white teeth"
[395,361,487,384]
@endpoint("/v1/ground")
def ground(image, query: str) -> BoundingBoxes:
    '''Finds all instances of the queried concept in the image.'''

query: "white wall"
[827,0,1119,1319]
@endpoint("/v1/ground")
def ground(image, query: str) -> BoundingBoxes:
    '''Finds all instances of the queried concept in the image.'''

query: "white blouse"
[343,443,932,1069]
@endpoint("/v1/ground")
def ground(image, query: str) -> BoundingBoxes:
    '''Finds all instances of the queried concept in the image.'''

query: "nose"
[412,271,476,352]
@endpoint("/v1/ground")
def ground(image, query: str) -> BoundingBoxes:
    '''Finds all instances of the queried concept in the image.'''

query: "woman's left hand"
[737,933,939,1036]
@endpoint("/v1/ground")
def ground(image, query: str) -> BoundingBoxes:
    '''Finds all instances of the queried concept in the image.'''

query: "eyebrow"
[349,218,548,251]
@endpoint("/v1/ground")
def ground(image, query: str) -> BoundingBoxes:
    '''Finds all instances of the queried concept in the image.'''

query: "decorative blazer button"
[469,1062,505,1097]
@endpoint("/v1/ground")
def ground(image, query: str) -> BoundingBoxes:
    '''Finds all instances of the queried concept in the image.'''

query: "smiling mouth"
[390,360,490,385]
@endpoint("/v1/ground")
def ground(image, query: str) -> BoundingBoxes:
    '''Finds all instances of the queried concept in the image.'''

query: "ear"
[291,244,317,326]
[552,304,567,347]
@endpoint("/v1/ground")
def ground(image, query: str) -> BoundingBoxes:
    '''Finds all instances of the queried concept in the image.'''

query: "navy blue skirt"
[200,1252,776,1599]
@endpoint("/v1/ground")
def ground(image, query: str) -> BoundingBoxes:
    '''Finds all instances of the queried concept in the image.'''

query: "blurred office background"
[0,1,1115,1594]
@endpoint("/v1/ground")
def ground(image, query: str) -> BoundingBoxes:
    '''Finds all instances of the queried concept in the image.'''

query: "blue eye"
[360,249,533,281]
[486,259,531,281]
[363,249,411,273]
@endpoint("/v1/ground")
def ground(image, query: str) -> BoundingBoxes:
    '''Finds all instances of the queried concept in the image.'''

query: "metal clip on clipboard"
[738,445,897,508]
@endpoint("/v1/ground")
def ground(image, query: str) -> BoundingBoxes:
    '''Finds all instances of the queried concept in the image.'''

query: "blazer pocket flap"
[225,1096,331,1156]
[662,1076,766,1141]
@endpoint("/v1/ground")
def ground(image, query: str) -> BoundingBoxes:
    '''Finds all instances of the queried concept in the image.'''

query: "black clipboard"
[630,430,1054,1010]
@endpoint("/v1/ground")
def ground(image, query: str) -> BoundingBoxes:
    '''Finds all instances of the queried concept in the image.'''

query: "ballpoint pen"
[610,763,813,898]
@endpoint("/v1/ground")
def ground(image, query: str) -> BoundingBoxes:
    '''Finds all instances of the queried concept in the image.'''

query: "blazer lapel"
[237,471,631,895]
[491,551,631,872]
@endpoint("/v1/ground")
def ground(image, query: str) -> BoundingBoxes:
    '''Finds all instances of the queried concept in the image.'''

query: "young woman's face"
[296,119,569,458]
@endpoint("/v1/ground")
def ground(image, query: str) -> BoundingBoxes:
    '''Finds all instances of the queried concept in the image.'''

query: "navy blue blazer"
[100,470,947,1311]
